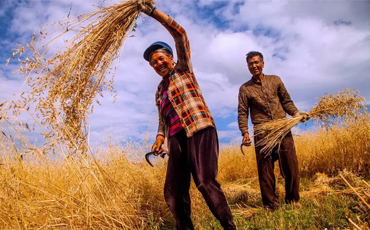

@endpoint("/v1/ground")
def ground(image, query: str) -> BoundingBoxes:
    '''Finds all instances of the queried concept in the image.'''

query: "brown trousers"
[254,131,300,209]
[165,127,236,230]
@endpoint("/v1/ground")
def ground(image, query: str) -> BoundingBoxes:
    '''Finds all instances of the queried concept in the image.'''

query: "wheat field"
[2,2,368,228]
[0,107,369,229]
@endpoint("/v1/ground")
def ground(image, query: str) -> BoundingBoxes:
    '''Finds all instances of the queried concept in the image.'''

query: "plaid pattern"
[156,17,215,138]
[161,78,183,136]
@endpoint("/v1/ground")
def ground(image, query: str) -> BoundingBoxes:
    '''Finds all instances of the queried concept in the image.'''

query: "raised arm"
[138,2,193,72]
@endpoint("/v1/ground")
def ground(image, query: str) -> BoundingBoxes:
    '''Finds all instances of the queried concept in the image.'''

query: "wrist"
[156,134,164,142]
[149,7,156,16]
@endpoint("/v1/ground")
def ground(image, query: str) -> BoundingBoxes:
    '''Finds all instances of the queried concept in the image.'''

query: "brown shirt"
[238,75,298,135]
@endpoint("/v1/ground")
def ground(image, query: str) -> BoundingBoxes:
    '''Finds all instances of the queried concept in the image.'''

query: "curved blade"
[145,152,154,167]
[240,144,245,155]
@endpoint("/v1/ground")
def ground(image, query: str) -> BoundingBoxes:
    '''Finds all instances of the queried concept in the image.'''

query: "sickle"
[145,151,156,167]
[145,151,167,167]
[240,144,245,155]
[240,142,251,155]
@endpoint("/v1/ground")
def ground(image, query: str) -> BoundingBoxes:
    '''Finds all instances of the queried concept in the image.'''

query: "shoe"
[264,203,279,212]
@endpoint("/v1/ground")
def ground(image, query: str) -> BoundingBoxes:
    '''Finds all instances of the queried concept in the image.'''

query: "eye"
[150,60,156,66]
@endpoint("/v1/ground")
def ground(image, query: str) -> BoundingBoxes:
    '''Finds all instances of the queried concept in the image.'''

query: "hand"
[242,132,251,146]
[151,135,165,155]
[137,0,155,15]
[293,111,310,122]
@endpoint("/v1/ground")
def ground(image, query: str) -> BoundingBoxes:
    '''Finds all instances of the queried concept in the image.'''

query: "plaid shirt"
[161,77,183,136]
[155,16,215,138]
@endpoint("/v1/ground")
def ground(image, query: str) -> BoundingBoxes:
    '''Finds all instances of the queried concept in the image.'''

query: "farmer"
[238,51,309,210]
[137,1,236,229]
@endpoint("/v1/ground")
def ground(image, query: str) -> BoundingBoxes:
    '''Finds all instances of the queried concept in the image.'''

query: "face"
[149,52,174,78]
[247,55,264,77]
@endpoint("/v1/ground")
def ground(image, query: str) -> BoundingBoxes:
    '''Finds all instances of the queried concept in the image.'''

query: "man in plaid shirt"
[138,1,236,229]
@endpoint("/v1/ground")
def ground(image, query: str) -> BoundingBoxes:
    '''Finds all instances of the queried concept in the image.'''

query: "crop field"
[0,1,368,229]
[0,108,369,229]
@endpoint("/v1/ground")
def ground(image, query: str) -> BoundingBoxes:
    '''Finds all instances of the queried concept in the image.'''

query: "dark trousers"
[254,131,300,209]
[165,127,236,230]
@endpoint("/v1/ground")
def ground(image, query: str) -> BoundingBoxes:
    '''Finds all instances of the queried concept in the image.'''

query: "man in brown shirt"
[238,51,308,210]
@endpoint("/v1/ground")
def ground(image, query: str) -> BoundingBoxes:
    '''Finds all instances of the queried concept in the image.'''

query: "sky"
[0,0,369,146]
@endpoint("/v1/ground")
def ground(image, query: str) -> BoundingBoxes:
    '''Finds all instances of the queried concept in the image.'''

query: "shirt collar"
[251,74,264,84]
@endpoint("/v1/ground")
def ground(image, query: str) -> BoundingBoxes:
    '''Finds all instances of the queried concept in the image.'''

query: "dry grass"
[254,88,366,155]
[4,0,154,154]
[0,108,369,228]
[0,136,169,229]
[296,112,370,177]
[0,5,369,228]
[340,174,370,230]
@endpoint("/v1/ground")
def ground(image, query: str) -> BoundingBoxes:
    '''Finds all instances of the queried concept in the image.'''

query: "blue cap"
[143,41,173,62]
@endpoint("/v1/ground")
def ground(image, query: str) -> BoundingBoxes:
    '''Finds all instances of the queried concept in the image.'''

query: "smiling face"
[149,51,174,78]
[247,55,264,78]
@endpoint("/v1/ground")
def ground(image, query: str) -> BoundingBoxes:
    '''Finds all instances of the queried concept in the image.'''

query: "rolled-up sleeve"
[155,87,165,137]
[157,107,165,137]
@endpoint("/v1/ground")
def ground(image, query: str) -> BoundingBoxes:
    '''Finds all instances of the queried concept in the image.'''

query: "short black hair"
[246,51,264,63]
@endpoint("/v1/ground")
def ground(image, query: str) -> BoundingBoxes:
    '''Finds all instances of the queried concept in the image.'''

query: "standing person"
[137,1,236,229]
[237,51,308,210]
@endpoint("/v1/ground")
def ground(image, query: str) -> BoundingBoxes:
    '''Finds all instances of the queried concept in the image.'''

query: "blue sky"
[0,0,369,146]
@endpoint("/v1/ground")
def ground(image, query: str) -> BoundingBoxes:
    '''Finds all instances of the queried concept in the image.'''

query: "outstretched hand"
[293,111,310,122]
[137,0,155,15]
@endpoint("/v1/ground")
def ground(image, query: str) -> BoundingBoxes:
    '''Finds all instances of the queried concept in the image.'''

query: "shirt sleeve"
[157,109,165,137]
[277,76,298,116]
[155,86,165,137]
[162,16,193,73]
[238,85,250,135]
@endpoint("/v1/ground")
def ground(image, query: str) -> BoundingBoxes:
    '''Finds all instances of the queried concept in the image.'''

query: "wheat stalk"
[6,0,154,154]
[254,89,366,156]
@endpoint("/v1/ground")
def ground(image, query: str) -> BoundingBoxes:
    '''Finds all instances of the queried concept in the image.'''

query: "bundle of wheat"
[8,0,154,153]
[254,89,366,156]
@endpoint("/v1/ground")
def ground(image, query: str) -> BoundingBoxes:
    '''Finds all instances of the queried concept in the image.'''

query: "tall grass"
[297,113,370,177]
[1,110,369,229]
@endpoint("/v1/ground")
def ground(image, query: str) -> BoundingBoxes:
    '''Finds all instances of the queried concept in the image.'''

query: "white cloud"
[226,122,238,129]
[217,129,241,141]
